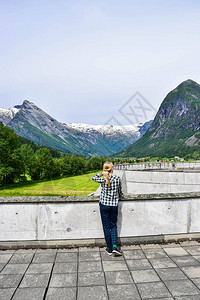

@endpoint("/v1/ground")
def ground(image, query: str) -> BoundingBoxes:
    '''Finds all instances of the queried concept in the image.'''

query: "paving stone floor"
[0,241,200,299]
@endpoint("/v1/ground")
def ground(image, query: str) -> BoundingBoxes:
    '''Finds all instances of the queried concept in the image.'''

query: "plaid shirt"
[92,173,122,206]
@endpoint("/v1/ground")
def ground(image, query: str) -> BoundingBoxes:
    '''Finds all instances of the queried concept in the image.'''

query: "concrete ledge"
[1,192,200,203]
[0,233,200,250]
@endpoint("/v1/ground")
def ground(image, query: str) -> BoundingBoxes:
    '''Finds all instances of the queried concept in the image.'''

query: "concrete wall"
[0,195,200,244]
[92,163,200,196]
[121,170,200,194]
[93,169,200,195]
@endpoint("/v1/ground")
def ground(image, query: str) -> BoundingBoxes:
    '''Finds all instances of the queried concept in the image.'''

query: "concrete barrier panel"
[37,203,103,240]
[0,195,200,242]
[0,204,37,240]
[126,182,200,194]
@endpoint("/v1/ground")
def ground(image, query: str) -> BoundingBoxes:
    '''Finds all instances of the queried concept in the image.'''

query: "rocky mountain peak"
[21,100,39,109]
[176,79,200,89]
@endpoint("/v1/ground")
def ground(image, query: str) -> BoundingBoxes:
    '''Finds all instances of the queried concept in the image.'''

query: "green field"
[0,171,101,196]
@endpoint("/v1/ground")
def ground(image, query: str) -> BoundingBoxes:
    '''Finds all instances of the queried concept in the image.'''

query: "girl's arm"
[91,173,105,183]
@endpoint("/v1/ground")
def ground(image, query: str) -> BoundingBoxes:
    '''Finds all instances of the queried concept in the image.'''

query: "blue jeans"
[99,202,118,249]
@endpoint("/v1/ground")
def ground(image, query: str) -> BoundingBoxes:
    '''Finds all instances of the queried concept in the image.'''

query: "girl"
[92,161,122,255]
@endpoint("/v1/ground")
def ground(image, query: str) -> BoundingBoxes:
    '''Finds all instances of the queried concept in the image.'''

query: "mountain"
[115,79,200,158]
[0,100,152,157]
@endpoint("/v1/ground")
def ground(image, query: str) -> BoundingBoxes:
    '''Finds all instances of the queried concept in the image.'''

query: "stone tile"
[15,249,36,254]
[9,253,33,264]
[174,296,200,300]
[0,250,15,254]
[192,278,200,289]
[193,256,200,262]
[77,286,108,300]
[137,281,171,299]
[171,255,200,267]
[183,246,200,256]
[79,251,101,261]
[78,271,105,286]
[12,287,46,300]
[121,245,141,250]
[131,269,160,283]
[145,298,173,300]
[149,258,177,269]
[49,273,77,287]
[0,288,15,300]
[20,273,50,288]
[32,253,56,264]
[53,262,77,273]
[1,264,28,274]
[36,249,57,254]
[46,287,76,300]
[143,249,168,259]
[107,284,140,299]
[100,251,124,261]
[26,263,53,274]
[122,250,145,260]
[105,270,133,285]
[165,279,200,297]
[140,244,162,249]
[102,261,128,272]
[58,248,78,252]
[181,266,200,278]
[156,267,188,281]
[161,243,181,248]
[79,247,100,252]
[180,241,200,247]
[0,274,22,288]
[100,247,110,252]
[79,261,102,272]
[0,254,13,264]
[126,259,152,270]
[0,263,5,272]
[163,247,189,257]
[56,252,77,263]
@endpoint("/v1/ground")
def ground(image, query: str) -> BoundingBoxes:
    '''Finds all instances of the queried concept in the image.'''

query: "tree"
[20,144,35,177]
[0,122,23,184]
[60,156,72,176]
[70,156,86,175]
[51,158,62,177]
[32,148,54,180]
[86,157,103,171]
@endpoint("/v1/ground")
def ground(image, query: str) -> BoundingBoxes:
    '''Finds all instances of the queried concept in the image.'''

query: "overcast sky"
[0,0,200,125]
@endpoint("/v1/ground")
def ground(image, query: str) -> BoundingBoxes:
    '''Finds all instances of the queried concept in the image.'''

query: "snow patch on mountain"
[0,107,19,125]
[65,122,143,136]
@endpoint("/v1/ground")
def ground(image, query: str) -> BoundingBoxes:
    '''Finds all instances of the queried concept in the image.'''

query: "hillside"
[115,79,200,158]
[0,100,152,157]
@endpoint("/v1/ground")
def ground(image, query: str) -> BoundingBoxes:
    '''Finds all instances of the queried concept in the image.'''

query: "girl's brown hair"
[103,161,113,187]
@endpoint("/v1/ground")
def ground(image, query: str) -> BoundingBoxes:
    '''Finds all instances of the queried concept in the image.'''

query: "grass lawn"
[0,171,101,196]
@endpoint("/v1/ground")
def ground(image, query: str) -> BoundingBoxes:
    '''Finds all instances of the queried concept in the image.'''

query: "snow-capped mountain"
[0,100,152,156]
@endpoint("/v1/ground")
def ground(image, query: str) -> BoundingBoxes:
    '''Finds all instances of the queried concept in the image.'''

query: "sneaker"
[106,248,113,255]
[112,247,122,256]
